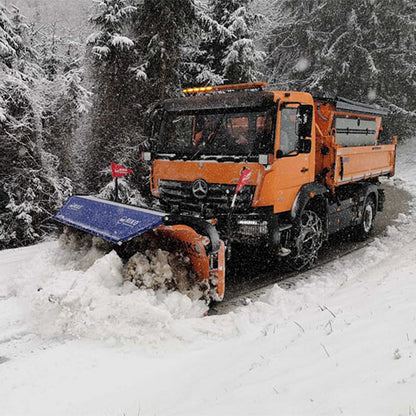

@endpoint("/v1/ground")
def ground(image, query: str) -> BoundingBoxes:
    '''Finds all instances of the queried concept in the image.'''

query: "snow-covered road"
[1,140,416,416]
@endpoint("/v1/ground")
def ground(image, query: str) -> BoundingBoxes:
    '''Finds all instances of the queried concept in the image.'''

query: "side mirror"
[298,105,313,138]
[275,149,284,159]
[298,139,311,154]
[141,151,152,161]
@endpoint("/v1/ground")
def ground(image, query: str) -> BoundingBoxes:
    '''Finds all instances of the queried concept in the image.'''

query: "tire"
[286,209,323,271]
[354,196,376,240]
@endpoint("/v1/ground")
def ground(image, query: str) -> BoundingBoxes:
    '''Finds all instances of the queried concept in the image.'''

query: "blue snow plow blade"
[54,195,166,244]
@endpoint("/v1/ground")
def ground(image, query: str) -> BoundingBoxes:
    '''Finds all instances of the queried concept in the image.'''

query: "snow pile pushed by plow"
[1,242,209,344]
[0,140,416,415]
[123,249,211,302]
[59,225,208,301]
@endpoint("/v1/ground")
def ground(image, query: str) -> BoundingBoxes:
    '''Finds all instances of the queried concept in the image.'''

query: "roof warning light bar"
[183,82,267,94]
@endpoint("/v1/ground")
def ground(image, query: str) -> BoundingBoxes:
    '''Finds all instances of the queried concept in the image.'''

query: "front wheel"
[286,209,323,271]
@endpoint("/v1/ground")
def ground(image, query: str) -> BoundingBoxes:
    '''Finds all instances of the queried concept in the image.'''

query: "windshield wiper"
[189,144,206,160]
[198,155,247,162]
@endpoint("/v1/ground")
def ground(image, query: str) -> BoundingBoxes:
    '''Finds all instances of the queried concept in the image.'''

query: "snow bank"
[1,242,209,345]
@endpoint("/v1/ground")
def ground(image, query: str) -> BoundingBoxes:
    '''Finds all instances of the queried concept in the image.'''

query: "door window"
[280,107,299,154]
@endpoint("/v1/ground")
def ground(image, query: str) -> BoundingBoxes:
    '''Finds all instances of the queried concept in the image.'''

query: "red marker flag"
[231,167,252,208]
[111,162,133,178]
[235,167,252,194]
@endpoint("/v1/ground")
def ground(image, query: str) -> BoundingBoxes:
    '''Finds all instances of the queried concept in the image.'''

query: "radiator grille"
[159,180,255,212]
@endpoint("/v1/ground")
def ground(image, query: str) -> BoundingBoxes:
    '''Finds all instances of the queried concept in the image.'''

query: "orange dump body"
[332,144,396,186]
[314,100,396,191]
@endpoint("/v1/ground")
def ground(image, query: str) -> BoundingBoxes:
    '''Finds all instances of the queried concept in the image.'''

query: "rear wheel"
[354,196,376,240]
[286,209,323,271]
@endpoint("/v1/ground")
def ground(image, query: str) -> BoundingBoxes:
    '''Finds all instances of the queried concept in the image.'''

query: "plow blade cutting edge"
[54,196,225,300]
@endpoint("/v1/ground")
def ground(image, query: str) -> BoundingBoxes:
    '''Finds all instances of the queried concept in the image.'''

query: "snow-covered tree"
[178,1,229,86]
[0,4,71,248]
[39,24,63,80]
[87,0,135,60]
[27,20,89,182]
[43,68,91,178]
[84,0,139,191]
[265,0,416,139]
[0,3,23,70]
[134,0,203,100]
[132,0,263,91]
[201,0,265,84]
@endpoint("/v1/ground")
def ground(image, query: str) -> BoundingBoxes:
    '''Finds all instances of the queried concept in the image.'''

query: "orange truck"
[146,82,396,270]
[55,82,396,302]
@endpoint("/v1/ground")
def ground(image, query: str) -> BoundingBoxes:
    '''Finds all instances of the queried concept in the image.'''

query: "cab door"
[273,102,314,213]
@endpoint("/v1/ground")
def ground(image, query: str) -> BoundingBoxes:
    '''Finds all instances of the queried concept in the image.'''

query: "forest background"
[0,0,415,249]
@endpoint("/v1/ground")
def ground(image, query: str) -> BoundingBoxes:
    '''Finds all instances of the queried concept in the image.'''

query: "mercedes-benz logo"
[192,179,208,199]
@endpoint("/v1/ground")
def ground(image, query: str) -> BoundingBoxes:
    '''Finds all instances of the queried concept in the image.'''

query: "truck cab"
[150,85,313,218]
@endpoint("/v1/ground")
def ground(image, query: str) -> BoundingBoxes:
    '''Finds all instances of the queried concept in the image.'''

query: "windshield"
[157,108,276,157]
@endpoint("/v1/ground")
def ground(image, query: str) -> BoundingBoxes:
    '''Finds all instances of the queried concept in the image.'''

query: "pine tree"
[39,23,62,80]
[0,4,71,248]
[179,0,230,86]
[0,3,23,70]
[368,0,416,138]
[35,22,91,181]
[44,68,91,178]
[202,0,265,84]
[265,0,416,139]
[85,0,139,191]
[135,0,200,101]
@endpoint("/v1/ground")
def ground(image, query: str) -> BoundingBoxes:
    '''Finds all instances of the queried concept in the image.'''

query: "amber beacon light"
[183,82,267,94]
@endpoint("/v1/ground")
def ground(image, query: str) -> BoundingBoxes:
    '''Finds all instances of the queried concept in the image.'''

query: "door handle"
[300,167,309,173]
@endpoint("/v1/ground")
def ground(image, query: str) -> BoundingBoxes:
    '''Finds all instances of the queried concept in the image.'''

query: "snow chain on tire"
[286,209,323,271]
